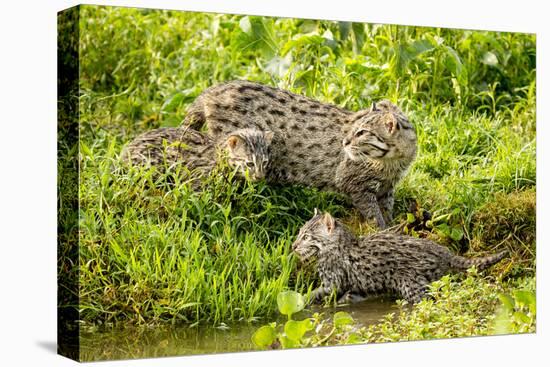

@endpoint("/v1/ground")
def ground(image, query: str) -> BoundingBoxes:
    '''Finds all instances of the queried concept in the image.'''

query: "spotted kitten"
[121,127,273,182]
[292,211,506,304]
[183,80,416,228]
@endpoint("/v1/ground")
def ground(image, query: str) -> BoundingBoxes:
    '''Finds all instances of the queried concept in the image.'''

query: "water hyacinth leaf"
[277,290,305,317]
[346,332,363,344]
[333,311,354,328]
[513,290,536,313]
[279,335,299,349]
[251,325,276,348]
[284,318,313,341]
[498,293,515,311]
[492,307,511,335]
[513,311,531,324]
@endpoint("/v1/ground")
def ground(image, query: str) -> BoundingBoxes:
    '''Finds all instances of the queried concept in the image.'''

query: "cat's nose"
[342,138,351,147]
[255,167,265,180]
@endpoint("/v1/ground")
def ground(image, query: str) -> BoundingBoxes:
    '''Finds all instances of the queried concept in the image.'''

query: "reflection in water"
[79,297,398,361]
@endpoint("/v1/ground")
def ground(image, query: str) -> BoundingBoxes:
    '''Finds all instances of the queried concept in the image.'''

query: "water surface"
[79,297,398,361]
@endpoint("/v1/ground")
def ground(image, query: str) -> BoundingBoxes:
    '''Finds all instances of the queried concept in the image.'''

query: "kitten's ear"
[226,135,241,150]
[385,113,397,134]
[370,102,378,112]
[322,212,335,234]
[264,131,274,144]
[313,208,319,217]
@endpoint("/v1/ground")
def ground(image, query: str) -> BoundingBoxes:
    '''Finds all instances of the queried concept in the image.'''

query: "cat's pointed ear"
[313,208,320,217]
[385,113,398,134]
[264,131,274,144]
[370,102,378,112]
[322,212,335,234]
[226,135,241,150]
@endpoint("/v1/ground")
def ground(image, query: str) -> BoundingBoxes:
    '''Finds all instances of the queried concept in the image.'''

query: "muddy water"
[79,298,398,362]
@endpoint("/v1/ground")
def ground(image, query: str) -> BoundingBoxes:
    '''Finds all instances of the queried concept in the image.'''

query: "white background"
[0,0,546,366]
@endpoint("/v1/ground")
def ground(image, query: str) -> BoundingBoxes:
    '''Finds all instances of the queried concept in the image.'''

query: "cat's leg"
[337,291,370,304]
[310,284,342,303]
[378,189,394,225]
[351,191,387,229]
[396,277,429,304]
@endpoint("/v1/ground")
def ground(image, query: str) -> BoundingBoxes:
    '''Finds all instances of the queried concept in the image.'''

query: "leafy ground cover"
[71,5,535,337]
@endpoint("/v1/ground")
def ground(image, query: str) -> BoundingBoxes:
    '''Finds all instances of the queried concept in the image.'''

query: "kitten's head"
[291,209,352,264]
[343,100,416,161]
[223,129,274,181]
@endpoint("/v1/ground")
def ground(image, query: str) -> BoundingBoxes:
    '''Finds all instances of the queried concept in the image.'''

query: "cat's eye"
[355,130,367,138]
[245,161,255,168]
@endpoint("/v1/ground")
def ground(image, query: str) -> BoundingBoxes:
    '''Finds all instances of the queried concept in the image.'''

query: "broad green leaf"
[322,29,334,41]
[279,335,299,349]
[277,291,305,317]
[482,51,499,66]
[409,39,435,54]
[351,22,365,53]
[406,212,416,223]
[333,311,354,328]
[264,54,293,78]
[251,325,276,348]
[436,223,451,236]
[338,22,351,41]
[498,293,515,311]
[514,290,536,314]
[449,226,464,241]
[284,319,313,341]
[233,16,277,58]
[161,92,184,113]
[239,16,251,34]
[281,32,324,55]
[512,311,531,324]
[346,332,363,344]
[322,29,337,50]
[443,46,465,81]
[395,39,435,76]
[492,307,512,335]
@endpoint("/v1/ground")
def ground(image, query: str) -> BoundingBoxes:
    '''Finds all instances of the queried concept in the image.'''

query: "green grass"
[70,5,536,328]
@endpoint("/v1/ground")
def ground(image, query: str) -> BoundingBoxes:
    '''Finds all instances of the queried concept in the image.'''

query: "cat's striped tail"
[450,250,507,271]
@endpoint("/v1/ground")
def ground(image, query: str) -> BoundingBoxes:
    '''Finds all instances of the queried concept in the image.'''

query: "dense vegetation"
[74,4,535,340]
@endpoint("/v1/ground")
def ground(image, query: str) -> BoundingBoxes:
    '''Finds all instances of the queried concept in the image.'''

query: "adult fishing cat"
[183,80,416,227]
